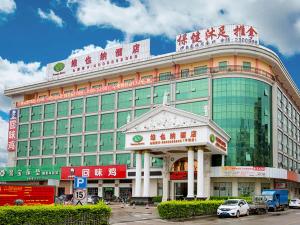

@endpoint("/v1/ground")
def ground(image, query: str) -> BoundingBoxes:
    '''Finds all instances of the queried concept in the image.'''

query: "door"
[175,182,187,200]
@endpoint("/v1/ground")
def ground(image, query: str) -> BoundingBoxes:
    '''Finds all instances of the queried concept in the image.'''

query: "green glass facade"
[213,78,272,167]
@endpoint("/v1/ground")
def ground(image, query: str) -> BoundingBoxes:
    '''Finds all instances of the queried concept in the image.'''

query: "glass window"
[42,138,54,155]
[57,101,69,117]
[242,61,251,71]
[108,81,118,86]
[278,130,283,151]
[84,155,97,166]
[176,101,208,116]
[118,91,132,109]
[153,84,170,104]
[55,137,68,155]
[42,158,53,166]
[69,136,82,154]
[29,140,40,156]
[100,113,114,130]
[17,159,27,167]
[117,111,131,128]
[17,141,28,157]
[124,78,134,84]
[283,135,288,153]
[238,182,255,196]
[69,156,81,166]
[85,115,98,132]
[18,124,29,139]
[43,121,54,136]
[116,153,130,166]
[141,75,153,80]
[159,72,172,81]
[135,108,150,118]
[277,110,282,128]
[19,107,30,123]
[181,69,189,78]
[219,61,228,71]
[29,159,40,167]
[277,89,282,108]
[56,119,68,135]
[30,123,41,138]
[92,84,102,89]
[70,117,83,133]
[213,182,232,197]
[86,96,99,113]
[176,79,208,100]
[71,99,83,115]
[101,93,115,111]
[100,133,114,151]
[135,88,151,106]
[152,157,163,168]
[99,154,114,166]
[44,104,55,119]
[84,134,98,152]
[31,105,42,121]
[194,65,207,75]
[55,157,67,166]
[116,132,125,150]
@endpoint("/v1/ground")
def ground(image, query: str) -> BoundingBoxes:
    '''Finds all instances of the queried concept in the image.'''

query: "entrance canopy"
[121,105,230,155]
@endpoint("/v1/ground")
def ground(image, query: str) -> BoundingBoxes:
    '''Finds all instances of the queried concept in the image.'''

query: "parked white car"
[217,199,250,218]
[289,199,300,208]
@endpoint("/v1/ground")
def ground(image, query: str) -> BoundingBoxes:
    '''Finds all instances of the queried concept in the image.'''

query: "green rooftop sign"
[0,165,60,182]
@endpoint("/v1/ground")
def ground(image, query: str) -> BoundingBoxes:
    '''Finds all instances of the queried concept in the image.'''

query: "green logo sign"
[132,135,143,143]
[0,165,60,182]
[209,134,216,143]
[54,62,65,72]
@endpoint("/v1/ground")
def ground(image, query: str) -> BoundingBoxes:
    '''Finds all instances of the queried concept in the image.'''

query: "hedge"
[209,196,253,203]
[157,200,224,219]
[0,202,111,225]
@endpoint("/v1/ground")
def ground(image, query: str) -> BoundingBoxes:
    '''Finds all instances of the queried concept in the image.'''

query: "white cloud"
[68,0,300,56]
[37,8,64,27]
[0,0,16,14]
[0,117,8,167]
[69,39,123,58]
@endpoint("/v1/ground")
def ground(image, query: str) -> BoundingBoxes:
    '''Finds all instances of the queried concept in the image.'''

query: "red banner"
[61,165,127,180]
[0,185,55,206]
[7,109,18,152]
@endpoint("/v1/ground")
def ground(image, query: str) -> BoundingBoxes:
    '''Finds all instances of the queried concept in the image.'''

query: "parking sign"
[74,176,87,189]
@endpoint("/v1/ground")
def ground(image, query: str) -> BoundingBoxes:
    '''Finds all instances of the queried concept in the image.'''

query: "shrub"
[209,196,253,203]
[0,202,111,225]
[152,196,162,203]
[157,200,224,219]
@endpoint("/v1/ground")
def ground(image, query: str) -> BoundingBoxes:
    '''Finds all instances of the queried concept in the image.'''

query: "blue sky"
[0,0,300,165]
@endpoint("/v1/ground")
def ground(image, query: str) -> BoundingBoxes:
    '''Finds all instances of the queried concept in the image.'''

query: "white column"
[143,151,150,197]
[135,151,142,197]
[197,148,204,198]
[162,156,169,202]
[187,147,195,198]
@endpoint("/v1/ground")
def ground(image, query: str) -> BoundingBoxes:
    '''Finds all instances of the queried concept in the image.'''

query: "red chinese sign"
[7,109,18,152]
[0,185,55,206]
[176,24,259,52]
[216,137,227,151]
[60,165,127,180]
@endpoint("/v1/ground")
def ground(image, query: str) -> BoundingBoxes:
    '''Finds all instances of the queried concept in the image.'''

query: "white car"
[289,199,300,208]
[217,199,250,218]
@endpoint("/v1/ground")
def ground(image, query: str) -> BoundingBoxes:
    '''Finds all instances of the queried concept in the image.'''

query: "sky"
[0,0,300,166]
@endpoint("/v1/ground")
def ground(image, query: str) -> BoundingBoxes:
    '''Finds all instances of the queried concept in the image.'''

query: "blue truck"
[261,189,289,211]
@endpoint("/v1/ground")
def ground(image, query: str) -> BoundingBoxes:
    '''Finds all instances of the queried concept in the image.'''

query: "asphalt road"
[110,204,300,225]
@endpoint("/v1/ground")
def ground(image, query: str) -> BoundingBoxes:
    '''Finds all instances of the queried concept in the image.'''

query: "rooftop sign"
[176,24,259,52]
[46,39,150,79]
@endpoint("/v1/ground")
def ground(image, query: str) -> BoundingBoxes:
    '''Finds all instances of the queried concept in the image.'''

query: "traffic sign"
[74,176,87,189]
[74,189,86,200]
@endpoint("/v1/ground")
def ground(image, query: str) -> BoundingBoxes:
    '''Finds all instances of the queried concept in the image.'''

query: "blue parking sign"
[74,176,87,189]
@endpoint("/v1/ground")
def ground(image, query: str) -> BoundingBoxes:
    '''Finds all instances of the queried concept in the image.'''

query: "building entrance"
[174,182,197,200]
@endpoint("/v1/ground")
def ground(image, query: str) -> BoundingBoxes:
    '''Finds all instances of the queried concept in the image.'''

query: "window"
[18,124,29,139]
[29,159,40,167]
[56,119,68,135]
[42,138,54,155]
[108,81,118,86]
[194,66,207,75]
[152,157,163,168]
[69,136,82,154]
[283,135,288,153]
[176,101,208,116]
[84,134,98,152]
[44,104,55,119]
[181,69,189,78]
[141,75,152,80]
[124,79,134,84]
[153,85,170,104]
[57,101,69,117]
[51,92,59,96]
[100,133,114,151]
[19,107,30,123]
[135,88,151,106]
[213,183,232,197]
[55,137,68,154]
[116,132,125,150]
[101,94,115,111]
[116,153,130,166]
[238,182,255,196]
[92,84,102,89]
[31,105,42,121]
[69,156,81,166]
[277,89,282,108]
[64,90,74,94]
[86,96,99,113]
[71,99,83,115]
[135,108,150,118]
[30,123,41,138]
[39,95,47,99]
[176,79,208,100]
[159,72,172,81]
[43,121,54,136]
[99,154,113,166]
[17,160,27,167]
[77,87,87,91]
[278,153,283,168]
[278,130,283,151]
[55,157,67,166]
[118,91,132,109]
[29,140,40,156]
[277,110,282,128]
[42,158,53,166]
[117,111,131,128]
[242,61,251,71]
[17,141,28,157]
[70,117,83,133]
[219,61,228,71]
[84,155,97,166]
[85,115,98,132]
[100,113,114,130]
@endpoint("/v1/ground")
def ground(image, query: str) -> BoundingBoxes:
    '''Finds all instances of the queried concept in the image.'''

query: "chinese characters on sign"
[176,24,259,52]
[46,39,150,79]
[223,166,266,177]
[60,165,127,180]
[7,109,18,152]
[149,130,197,145]
[0,166,60,182]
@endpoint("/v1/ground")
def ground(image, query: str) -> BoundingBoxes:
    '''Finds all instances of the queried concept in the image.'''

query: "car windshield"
[223,200,239,205]
[264,195,273,200]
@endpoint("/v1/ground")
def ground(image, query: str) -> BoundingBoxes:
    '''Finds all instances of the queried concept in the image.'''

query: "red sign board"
[61,165,127,180]
[7,109,18,152]
[0,185,55,206]
[170,171,197,180]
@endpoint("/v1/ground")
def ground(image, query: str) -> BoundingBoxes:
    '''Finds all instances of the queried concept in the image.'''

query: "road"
[110,204,300,225]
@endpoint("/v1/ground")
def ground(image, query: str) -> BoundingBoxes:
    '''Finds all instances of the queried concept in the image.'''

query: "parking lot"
[110,204,300,225]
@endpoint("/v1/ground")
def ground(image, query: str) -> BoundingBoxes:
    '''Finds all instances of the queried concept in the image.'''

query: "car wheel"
[236,211,240,218]
[246,210,250,216]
